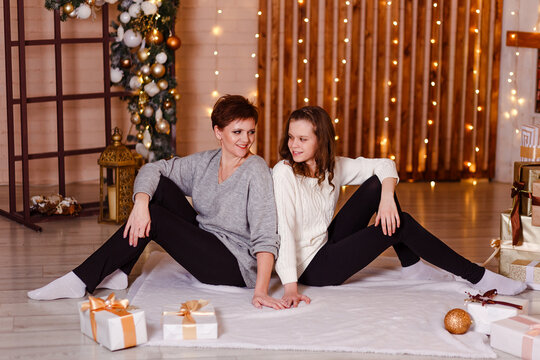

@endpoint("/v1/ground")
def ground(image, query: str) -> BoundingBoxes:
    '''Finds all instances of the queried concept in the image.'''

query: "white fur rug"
[127,251,496,358]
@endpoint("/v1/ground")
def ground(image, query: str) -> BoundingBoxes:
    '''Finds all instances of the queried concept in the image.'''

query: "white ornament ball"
[115,25,124,42]
[129,76,142,89]
[144,82,160,97]
[76,4,92,19]
[155,52,167,64]
[140,64,151,75]
[123,29,142,48]
[141,1,158,15]
[119,12,131,24]
[110,67,123,83]
[143,105,154,118]
[142,128,152,149]
[128,4,141,18]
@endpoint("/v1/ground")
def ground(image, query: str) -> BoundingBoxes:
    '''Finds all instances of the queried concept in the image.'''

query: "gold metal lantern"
[98,128,136,224]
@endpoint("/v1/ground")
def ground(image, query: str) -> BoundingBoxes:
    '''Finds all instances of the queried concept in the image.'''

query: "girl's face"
[287,119,318,171]
[214,118,256,159]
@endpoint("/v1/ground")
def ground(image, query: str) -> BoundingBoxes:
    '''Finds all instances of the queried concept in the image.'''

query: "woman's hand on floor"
[282,282,311,308]
[123,193,151,247]
[252,291,289,310]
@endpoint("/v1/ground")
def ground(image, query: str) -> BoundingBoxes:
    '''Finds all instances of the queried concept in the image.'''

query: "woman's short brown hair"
[211,95,258,129]
[279,106,336,188]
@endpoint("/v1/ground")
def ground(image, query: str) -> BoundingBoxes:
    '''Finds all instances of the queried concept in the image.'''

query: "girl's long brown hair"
[279,106,336,187]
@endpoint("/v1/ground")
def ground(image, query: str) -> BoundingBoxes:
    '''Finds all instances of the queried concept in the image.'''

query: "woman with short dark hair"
[29,95,286,310]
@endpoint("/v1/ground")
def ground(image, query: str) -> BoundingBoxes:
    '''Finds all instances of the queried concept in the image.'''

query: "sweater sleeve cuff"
[276,268,298,285]
[375,165,399,184]
[252,244,279,260]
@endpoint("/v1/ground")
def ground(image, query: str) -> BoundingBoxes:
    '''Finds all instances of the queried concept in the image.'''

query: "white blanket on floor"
[127,251,496,358]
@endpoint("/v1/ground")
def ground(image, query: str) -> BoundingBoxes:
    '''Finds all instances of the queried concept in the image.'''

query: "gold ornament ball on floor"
[146,29,164,45]
[166,35,181,50]
[63,3,74,14]
[444,309,472,334]
[157,79,168,90]
[120,58,131,68]
[137,49,149,62]
[151,63,166,78]
[143,105,154,117]
[130,113,141,125]
[136,131,144,140]
[156,119,170,134]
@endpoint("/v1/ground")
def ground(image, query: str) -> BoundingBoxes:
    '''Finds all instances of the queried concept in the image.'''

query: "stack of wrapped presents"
[488,124,540,358]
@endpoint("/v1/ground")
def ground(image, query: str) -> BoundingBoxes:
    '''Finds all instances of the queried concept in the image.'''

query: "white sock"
[472,269,527,296]
[27,271,86,300]
[401,260,454,281]
[96,269,128,290]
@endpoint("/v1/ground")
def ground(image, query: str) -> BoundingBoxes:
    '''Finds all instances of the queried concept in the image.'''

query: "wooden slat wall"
[257,0,503,180]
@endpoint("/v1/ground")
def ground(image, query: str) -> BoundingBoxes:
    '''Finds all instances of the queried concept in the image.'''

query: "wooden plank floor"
[0,180,524,359]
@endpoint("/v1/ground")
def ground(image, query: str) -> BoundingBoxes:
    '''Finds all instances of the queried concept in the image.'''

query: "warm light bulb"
[430,181,435,188]
[509,72,514,76]
[297,78,302,83]
[474,28,479,33]
[508,79,513,83]
[432,101,437,106]
[387,81,392,86]
[392,60,398,65]
[334,77,340,82]
[428,119,433,125]
[212,90,219,97]
[518,98,525,105]
[387,1,392,5]
[255,73,259,78]
[304,97,309,103]
[476,9,480,14]
[333,97,339,101]
[334,118,339,123]
[475,89,479,94]
[215,70,219,75]
[344,38,350,43]
[343,19,348,23]
[380,138,388,145]
[390,155,396,160]
[393,39,399,44]
[436,20,441,25]
[511,109,518,116]
[511,89,517,95]
[298,39,304,44]
[258,10,262,15]
[431,81,435,86]
[516,51,520,56]
[255,33,260,38]
[433,61,439,67]
[345,0,350,5]
[424,138,429,144]
[335,135,339,140]
[212,26,222,36]
[304,18,309,23]
[384,116,389,122]
[477,106,482,111]
[466,162,472,167]
[251,53,256,58]
[217,9,222,14]
[516,129,520,134]
[433,2,437,7]
[341,59,347,64]
[466,124,474,130]
[391,97,396,103]
[473,180,477,185]
[504,112,510,119]
[511,11,516,15]
[213,50,218,55]
[475,147,479,152]
[303,58,308,63]
[393,21,398,26]
[430,39,435,44]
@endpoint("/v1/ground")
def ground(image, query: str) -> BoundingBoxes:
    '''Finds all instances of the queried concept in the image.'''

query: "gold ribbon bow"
[163,300,211,340]
[481,239,501,267]
[80,293,137,348]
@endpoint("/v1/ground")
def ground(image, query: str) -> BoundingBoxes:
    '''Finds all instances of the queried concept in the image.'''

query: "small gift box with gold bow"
[466,295,529,335]
[78,293,147,351]
[162,300,217,340]
[491,315,540,359]
[509,259,540,286]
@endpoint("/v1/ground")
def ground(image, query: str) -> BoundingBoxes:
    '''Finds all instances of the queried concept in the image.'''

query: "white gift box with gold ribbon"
[78,293,147,351]
[466,296,529,335]
[162,300,218,340]
[499,211,540,277]
[491,315,540,359]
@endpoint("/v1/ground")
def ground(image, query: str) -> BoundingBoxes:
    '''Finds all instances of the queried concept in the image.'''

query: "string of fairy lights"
[253,1,529,182]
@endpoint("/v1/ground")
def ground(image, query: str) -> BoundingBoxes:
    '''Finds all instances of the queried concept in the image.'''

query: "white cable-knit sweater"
[272,156,399,285]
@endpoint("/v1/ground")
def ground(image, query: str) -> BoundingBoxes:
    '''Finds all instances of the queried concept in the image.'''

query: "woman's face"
[287,119,318,168]
[214,118,256,159]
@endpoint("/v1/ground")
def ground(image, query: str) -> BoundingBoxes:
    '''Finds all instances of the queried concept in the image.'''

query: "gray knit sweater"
[133,149,280,288]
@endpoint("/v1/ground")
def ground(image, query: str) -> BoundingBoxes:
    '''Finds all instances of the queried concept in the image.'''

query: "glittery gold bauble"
[444,309,472,335]
[157,79,168,90]
[86,0,95,5]
[137,49,149,62]
[166,35,181,50]
[156,119,170,134]
[141,65,151,76]
[145,29,164,45]
[143,105,154,117]
[151,63,166,78]
[163,99,173,109]
[130,113,141,125]
[63,3,74,14]
[120,58,132,68]
[136,131,144,140]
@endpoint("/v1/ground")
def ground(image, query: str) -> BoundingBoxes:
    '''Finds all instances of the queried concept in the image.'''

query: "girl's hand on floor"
[375,196,400,236]
[252,292,288,310]
[282,282,311,308]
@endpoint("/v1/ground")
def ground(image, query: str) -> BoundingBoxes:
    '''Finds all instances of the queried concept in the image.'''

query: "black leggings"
[73,176,246,293]
[298,176,485,286]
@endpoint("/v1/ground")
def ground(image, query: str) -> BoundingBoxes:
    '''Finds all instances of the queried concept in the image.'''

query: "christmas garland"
[45,0,180,160]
